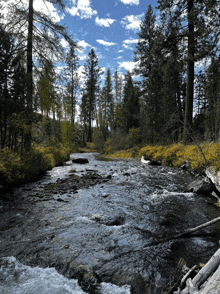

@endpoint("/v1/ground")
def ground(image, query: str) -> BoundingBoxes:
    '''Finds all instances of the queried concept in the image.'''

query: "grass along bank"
[0,143,78,195]
[104,142,220,173]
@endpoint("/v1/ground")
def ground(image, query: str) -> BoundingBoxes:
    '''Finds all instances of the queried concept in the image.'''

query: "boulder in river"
[72,158,89,164]
[149,159,161,166]
[187,178,216,195]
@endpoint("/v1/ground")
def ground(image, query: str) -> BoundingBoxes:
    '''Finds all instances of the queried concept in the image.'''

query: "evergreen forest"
[1,0,220,191]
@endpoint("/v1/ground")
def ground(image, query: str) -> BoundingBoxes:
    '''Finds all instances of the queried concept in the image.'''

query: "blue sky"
[3,0,158,78]
[61,0,159,77]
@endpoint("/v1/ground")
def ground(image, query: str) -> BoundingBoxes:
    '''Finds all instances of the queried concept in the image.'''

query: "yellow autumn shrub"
[140,142,220,172]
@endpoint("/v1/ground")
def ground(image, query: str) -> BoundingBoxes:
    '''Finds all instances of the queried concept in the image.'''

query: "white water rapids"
[0,257,130,294]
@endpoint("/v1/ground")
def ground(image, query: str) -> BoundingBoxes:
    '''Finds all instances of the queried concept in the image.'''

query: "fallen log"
[143,216,220,248]
[174,248,220,294]
[173,216,220,239]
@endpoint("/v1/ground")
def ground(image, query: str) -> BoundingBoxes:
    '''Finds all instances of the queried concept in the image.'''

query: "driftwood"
[179,265,198,289]
[143,216,220,248]
[173,216,220,239]
[174,249,220,294]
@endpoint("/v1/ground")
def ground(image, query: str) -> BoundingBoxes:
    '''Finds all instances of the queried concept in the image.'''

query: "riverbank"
[0,143,78,196]
[104,142,220,174]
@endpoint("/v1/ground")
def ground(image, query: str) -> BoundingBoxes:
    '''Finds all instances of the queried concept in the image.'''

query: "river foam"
[0,257,131,294]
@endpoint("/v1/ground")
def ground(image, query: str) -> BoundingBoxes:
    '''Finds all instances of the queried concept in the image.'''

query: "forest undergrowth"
[0,143,78,195]
[104,142,220,175]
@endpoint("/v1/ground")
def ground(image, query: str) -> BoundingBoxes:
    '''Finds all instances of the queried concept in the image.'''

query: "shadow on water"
[0,153,219,294]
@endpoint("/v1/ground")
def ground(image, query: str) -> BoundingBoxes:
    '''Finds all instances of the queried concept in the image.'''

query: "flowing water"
[0,153,219,294]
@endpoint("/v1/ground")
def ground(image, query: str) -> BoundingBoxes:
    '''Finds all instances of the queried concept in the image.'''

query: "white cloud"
[122,38,138,50]
[115,56,122,59]
[119,0,139,5]
[123,44,133,50]
[77,40,91,49]
[95,16,116,27]
[36,1,62,22]
[4,0,62,23]
[96,40,117,46]
[123,39,139,44]
[60,38,69,49]
[118,50,124,53]
[118,61,136,71]
[68,0,97,19]
[121,13,144,32]
[79,54,87,60]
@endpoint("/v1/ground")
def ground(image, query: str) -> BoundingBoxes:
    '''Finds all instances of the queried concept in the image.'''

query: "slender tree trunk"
[71,66,75,128]
[24,0,33,151]
[183,0,194,144]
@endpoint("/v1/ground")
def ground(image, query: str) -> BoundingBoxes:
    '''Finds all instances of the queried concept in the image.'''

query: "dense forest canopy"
[1,0,220,154]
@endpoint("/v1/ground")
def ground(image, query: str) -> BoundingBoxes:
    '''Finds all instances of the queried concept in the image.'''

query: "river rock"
[206,166,220,193]
[149,160,161,166]
[187,178,215,195]
[72,158,89,164]
[106,215,125,226]
[67,264,101,294]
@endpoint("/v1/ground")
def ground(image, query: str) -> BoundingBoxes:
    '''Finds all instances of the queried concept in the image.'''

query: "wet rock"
[160,214,177,227]
[187,178,215,195]
[180,161,190,171]
[101,270,147,294]
[72,158,89,164]
[149,160,161,166]
[127,273,147,294]
[56,198,68,202]
[67,264,101,294]
[106,215,125,226]
[101,194,109,198]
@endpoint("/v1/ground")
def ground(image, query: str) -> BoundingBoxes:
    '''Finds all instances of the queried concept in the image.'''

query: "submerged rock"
[106,215,125,226]
[149,159,161,166]
[72,158,89,164]
[187,178,215,195]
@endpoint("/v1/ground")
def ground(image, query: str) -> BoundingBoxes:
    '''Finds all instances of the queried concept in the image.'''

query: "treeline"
[1,0,220,158]
[80,2,220,148]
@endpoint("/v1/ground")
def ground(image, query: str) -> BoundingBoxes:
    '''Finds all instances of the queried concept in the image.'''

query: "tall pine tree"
[157,0,220,143]
[81,49,102,142]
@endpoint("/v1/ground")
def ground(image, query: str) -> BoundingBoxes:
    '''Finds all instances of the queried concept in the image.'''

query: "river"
[0,153,219,294]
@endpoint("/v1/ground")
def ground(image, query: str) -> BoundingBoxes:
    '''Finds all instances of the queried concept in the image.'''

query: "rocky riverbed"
[0,153,220,294]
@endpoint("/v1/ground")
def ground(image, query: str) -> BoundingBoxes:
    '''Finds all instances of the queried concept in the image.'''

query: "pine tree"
[5,0,76,150]
[193,70,207,139]
[65,47,80,129]
[160,22,185,142]
[205,56,220,141]
[133,4,156,93]
[37,60,57,118]
[114,69,123,131]
[81,49,102,142]
[0,25,26,151]
[157,0,220,143]
[100,68,114,139]
[133,5,163,143]
[121,71,140,133]
[143,30,164,143]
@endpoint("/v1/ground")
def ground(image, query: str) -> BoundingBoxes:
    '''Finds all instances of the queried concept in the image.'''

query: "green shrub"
[0,142,76,193]
[125,128,141,149]
[0,149,25,188]
[104,138,114,154]
[92,128,105,151]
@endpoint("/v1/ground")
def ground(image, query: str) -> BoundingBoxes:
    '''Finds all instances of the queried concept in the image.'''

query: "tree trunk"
[183,0,194,144]
[24,0,33,151]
